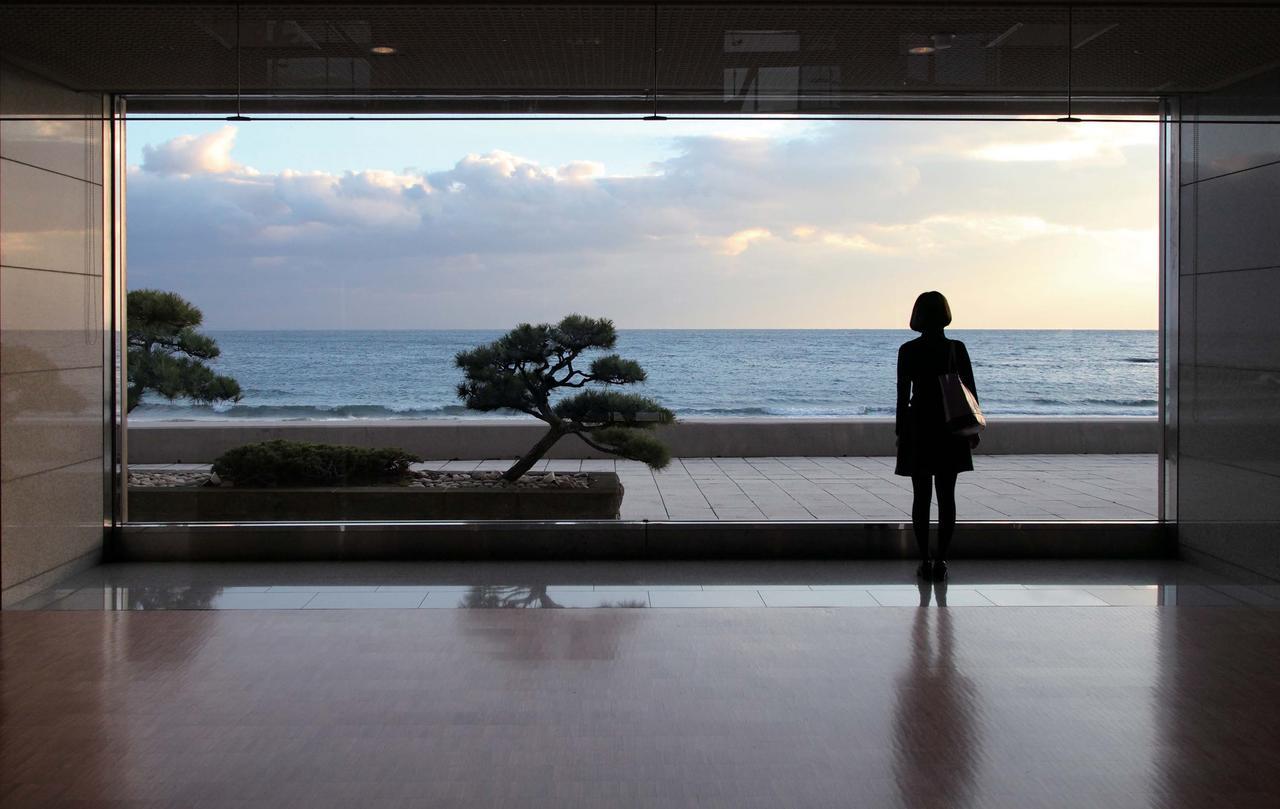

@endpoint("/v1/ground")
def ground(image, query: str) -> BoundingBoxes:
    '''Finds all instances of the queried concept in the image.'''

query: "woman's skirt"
[894,412,973,477]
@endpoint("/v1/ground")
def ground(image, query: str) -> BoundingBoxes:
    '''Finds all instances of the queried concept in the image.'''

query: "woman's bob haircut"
[910,291,953,332]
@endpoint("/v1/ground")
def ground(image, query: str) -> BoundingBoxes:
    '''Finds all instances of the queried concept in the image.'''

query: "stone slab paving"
[137,454,1156,521]
[564,453,1154,521]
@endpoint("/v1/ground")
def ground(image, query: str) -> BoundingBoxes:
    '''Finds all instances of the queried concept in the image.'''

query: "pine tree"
[456,314,674,481]
[127,289,241,412]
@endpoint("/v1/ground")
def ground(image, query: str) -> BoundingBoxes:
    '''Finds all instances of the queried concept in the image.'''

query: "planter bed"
[128,472,624,521]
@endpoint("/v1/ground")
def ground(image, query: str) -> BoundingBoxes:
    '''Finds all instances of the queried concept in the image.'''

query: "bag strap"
[946,339,958,375]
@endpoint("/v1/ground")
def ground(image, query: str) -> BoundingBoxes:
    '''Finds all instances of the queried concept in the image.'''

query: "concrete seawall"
[128,418,1159,464]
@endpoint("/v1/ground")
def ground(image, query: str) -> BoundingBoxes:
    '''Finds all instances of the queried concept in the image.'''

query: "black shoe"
[932,560,948,581]
[916,561,933,580]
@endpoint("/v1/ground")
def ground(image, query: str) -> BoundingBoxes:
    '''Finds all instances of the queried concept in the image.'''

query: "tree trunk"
[503,425,564,482]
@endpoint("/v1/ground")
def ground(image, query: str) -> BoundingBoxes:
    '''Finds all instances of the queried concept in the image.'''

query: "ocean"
[128,330,1158,421]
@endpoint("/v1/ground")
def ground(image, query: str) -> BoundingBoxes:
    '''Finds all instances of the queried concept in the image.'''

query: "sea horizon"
[130,329,1159,422]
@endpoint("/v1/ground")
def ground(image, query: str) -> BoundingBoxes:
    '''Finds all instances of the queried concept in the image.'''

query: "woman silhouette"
[895,291,979,581]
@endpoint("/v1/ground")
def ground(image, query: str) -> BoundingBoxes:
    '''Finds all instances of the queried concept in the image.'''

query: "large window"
[124,115,1158,523]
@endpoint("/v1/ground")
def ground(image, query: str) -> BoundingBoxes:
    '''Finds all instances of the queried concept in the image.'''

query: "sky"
[125,116,1158,330]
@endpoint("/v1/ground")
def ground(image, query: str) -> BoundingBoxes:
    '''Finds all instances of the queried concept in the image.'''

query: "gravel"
[128,470,213,488]
[128,469,595,490]
[408,471,593,489]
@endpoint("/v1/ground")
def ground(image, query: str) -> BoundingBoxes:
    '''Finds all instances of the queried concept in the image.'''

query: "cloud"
[922,120,1157,165]
[715,228,773,256]
[126,121,1158,329]
[557,160,605,181]
[788,226,894,254]
[141,126,248,175]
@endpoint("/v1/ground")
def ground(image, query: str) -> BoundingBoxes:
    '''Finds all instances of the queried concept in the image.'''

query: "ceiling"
[1,3,1278,115]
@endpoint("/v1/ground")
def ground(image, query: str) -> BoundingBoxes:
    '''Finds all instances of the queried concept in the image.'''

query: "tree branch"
[574,431,618,455]
[548,345,583,376]
[555,368,595,388]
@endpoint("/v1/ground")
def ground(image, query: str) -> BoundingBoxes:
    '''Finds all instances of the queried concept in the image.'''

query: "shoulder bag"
[939,342,986,436]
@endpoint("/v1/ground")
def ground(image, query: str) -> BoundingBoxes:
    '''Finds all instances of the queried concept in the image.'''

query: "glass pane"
[124,113,1159,524]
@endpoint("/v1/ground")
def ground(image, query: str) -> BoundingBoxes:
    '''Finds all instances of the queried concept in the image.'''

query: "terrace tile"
[128,454,1157,522]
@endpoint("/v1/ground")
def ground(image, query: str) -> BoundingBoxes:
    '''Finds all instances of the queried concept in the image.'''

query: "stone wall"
[1175,69,1280,580]
[128,417,1158,464]
[1,61,110,606]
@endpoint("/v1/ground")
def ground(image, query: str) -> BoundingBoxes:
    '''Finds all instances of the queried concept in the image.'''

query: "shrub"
[456,314,674,481]
[211,440,421,487]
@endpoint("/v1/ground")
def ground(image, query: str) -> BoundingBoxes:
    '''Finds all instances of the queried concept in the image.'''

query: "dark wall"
[1176,70,1280,579]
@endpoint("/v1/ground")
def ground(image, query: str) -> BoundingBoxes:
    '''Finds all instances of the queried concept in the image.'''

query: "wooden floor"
[4,603,1280,808]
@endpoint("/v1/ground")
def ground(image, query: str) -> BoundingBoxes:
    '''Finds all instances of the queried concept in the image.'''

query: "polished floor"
[134,453,1158,521]
[2,576,1279,808]
[4,561,1279,809]
[12,559,1276,611]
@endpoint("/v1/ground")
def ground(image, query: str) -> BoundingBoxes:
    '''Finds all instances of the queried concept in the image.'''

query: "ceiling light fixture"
[370,45,397,55]
[909,33,953,56]
[226,3,250,121]
[1058,4,1081,122]
[644,4,666,120]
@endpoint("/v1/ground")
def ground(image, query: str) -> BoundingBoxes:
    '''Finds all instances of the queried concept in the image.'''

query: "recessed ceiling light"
[370,45,397,55]
[908,45,936,55]
[931,33,956,51]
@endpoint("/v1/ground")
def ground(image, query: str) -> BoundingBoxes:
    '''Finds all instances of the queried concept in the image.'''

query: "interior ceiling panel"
[0,4,1277,114]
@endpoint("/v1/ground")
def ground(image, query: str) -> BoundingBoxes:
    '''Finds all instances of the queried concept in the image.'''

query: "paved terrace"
[138,454,1157,521]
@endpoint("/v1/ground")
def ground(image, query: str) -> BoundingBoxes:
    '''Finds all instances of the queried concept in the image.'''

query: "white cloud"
[818,232,895,253]
[863,214,1080,253]
[788,226,894,254]
[557,160,605,181]
[126,121,1158,329]
[140,126,249,176]
[954,121,1157,165]
[714,228,773,256]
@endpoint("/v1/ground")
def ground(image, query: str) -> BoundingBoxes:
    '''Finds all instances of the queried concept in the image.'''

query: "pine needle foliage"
[212,439,420,487]
[127,289,241,412]
[456,315,675,481]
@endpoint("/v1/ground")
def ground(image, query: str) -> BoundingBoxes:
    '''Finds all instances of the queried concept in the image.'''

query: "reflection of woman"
[895,292,980,581]
[892,603,979,809]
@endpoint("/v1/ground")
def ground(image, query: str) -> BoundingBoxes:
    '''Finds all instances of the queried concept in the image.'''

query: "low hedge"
[211,439,421,487]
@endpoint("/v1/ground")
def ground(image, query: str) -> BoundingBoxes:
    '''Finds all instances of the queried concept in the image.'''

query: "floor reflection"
[13,559,1277,611]
[126,585,222,610]
[5,571,1280,807]
[462,585,648,609]
[460,595,645,661]
[1152,603,1280,804]
[893,588,981,808]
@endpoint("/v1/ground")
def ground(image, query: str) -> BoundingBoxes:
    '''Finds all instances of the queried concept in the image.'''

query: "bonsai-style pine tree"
[127,289,241,412]
[456,315,675,482]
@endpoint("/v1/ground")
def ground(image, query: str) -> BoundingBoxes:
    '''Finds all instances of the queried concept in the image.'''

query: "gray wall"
[1176,72,1280,579]
[127,417,1158,465]
[0,62,110,606]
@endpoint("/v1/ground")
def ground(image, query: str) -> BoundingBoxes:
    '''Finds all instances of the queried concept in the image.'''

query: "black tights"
[911,472,957,562]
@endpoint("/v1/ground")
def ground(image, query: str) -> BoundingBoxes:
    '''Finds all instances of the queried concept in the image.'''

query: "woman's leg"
[911,474,933,561]
[934,471,958,560]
